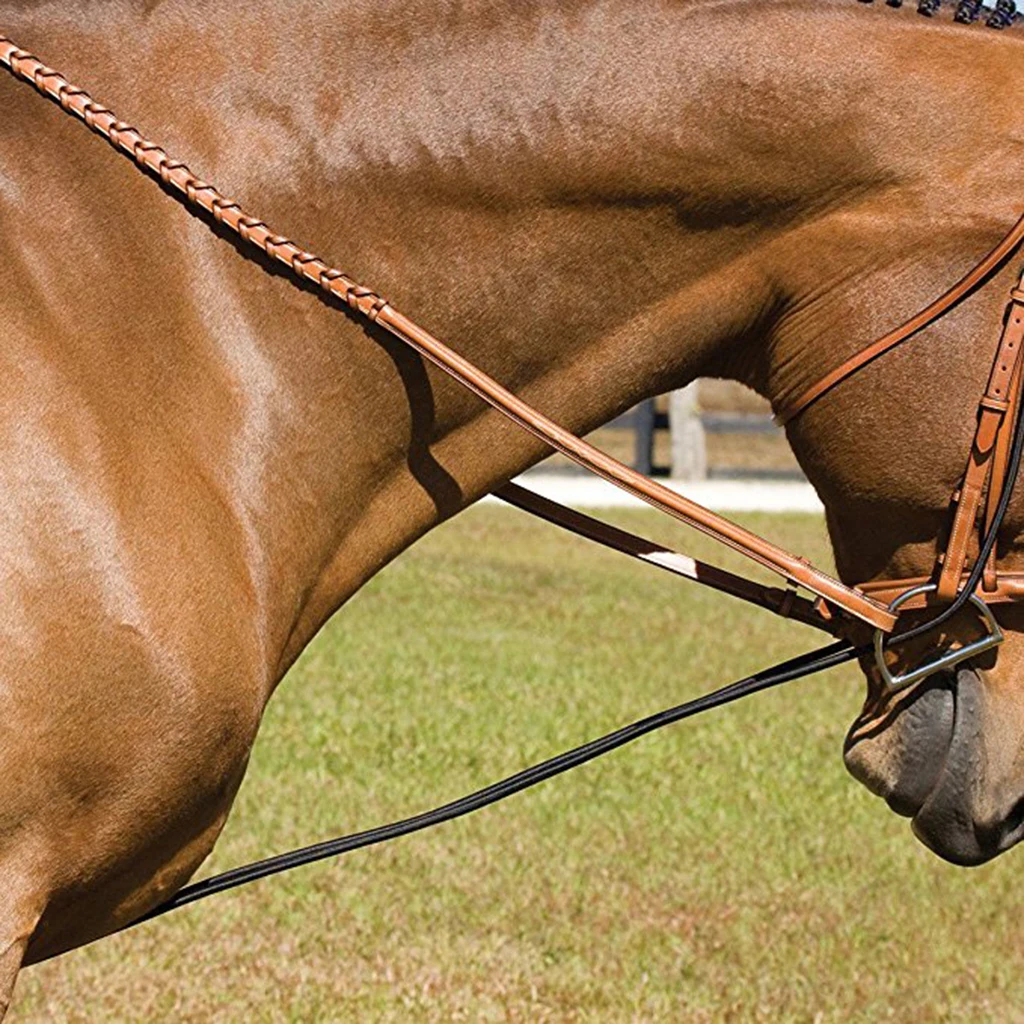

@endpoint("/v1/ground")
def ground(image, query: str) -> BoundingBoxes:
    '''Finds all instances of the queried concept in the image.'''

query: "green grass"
[11,507,1024,1022]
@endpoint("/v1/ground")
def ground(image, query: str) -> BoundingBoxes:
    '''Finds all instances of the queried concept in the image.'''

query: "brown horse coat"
[0,0,1022,1013]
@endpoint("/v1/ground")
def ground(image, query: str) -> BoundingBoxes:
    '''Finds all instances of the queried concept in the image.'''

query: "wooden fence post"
[633,399,656,475]
[669,383,707,480]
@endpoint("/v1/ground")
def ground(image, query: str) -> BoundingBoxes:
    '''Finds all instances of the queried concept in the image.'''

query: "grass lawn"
[11,506,1024,1022]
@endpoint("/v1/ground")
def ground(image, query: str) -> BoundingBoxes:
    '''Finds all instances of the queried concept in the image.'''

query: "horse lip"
[976,794,1024,855]
[904,668,1006,866]
[889,727,955,820]
[912,787,1024,868]
[844,673,957,819]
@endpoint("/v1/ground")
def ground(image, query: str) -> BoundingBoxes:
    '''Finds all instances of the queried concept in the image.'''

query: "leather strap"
[495,482,840,634]
[936,288,1024,599]
[862,571,1024,609]
[776,214,1024,425]
[982,354,1023,590]
[0,36,898,634]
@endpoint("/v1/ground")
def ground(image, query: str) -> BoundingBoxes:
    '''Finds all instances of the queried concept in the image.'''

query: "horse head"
[778,252,1024,864]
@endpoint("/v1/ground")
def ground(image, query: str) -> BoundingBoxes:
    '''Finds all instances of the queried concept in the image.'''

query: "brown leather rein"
[2,36,1023,681]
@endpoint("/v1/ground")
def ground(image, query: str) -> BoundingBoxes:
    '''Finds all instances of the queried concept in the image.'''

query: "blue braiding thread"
[955,0,984,21]
[986,0,1018,26]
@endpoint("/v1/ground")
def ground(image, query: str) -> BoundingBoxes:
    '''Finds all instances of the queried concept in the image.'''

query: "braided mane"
[857,0,1019,28]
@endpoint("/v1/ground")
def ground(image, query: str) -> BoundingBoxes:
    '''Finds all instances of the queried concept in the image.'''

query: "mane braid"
[856,0,1020,27]
[955,0,984,21]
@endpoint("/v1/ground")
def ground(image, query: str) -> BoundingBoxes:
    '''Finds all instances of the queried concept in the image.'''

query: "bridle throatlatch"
[2,36,1023,936]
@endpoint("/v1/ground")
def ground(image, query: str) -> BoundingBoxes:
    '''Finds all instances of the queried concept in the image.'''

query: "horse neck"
[5,0,1016,674]
[751,20,1024,588]
[241,0,931,666]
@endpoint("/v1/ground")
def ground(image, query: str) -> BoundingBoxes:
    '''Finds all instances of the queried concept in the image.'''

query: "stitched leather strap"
[935,289,1024,599]
[0,35,898,633]
[861,571,1024,609]
[776,213,1024,425]
[982,356,1023,590]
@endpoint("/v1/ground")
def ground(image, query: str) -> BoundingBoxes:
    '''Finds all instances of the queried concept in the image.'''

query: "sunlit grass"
[12,507,1024,1022]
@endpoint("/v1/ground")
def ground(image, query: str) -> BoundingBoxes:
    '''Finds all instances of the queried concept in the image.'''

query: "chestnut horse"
[0,0,1022,1013]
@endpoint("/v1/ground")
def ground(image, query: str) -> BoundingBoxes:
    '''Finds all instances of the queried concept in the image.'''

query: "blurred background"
[533,381,802,482]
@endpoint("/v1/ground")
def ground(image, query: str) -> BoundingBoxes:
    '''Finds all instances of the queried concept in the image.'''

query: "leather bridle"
[3,37,1024,934]
[784,220,1024,687]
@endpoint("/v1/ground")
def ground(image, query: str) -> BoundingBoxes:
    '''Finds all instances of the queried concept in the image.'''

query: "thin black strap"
[120,638,856,933]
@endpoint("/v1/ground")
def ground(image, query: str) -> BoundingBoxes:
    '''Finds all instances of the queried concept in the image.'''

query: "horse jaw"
[844,656,1024,865]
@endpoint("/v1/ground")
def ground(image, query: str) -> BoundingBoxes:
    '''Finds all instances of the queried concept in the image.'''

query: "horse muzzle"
[845,665,1024,865]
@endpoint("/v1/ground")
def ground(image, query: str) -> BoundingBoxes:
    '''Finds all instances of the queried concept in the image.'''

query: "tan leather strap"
[861,572,1024,610]
[935,287,1024,599]
[982,354,1023,591]
[865,281,1024,606]
[777,213,1024,425]
[495,482,840,634]
[0,36,897,634]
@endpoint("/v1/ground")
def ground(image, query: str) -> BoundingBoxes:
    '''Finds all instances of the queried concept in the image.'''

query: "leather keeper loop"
[980,395,1010,413]
[82,102,110,129]
[108,120,135,144]
[32,64,55,88]
[211,198,239,224]
[775,589,797,619]
[318,269,345,292]
[975,410,1001,454]
[156,157,184,184]
[57,84,84,109]
[237,217,265,242]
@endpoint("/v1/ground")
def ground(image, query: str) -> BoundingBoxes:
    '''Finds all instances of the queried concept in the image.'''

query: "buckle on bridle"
[872,582,1004,693]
